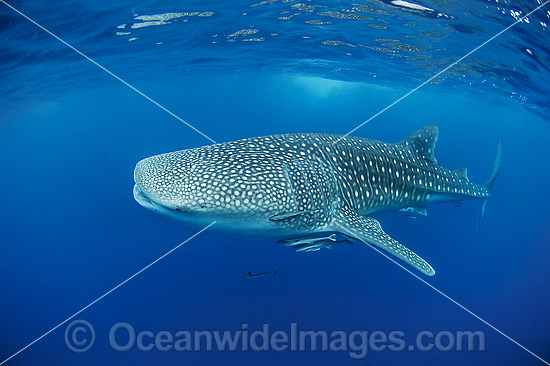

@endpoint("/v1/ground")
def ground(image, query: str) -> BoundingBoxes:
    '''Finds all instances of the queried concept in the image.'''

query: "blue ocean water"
[1,0,549,365]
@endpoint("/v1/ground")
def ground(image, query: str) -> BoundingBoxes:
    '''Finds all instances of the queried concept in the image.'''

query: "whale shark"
[133,126,501,276]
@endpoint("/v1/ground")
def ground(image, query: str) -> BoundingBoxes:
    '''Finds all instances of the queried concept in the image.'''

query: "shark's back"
[304,126,491,215]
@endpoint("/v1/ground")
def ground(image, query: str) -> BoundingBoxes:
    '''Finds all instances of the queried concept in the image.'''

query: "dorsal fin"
[400,125,439,164]
[453,167,469,181]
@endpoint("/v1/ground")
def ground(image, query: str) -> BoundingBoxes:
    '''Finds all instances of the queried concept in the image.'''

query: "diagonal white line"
[0,221,216,366]
[0,0,217,144]
[335,222,550,365]
[338,0,550,140]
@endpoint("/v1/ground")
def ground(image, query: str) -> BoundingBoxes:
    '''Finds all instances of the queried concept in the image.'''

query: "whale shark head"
[133,150,227,225]
[133,143,298,232]
[133,135,342,236]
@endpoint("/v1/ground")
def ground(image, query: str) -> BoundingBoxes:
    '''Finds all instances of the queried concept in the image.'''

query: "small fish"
[242,270,278,278]
[294,238,353,252]
[294,240,334,252]
[399,206,427,216]
[278,233,337,246]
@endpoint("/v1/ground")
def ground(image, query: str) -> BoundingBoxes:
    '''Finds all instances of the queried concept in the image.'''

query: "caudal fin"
[477,140,503,230]
[483,140,503,191]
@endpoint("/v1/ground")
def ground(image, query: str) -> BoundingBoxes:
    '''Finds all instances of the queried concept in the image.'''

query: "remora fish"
[294,237,353,252]
[278,233,337,246]
[134,126,502,276]
[242,270,278,278]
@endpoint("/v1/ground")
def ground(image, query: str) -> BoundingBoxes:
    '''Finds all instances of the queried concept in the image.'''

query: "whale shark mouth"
[133,184,158,211]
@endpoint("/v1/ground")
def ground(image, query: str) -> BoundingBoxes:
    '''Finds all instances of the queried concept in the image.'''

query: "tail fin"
[477,140,503,230]
[483,140,503,191]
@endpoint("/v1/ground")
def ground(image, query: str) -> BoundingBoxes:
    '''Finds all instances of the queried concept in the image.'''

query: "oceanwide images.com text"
[65,320,486,359]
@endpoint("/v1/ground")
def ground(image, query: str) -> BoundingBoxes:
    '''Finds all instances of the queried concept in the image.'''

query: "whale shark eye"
[175,207,181,211]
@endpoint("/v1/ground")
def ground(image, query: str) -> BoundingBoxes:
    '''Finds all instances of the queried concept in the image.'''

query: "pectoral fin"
[334,207,435,276]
